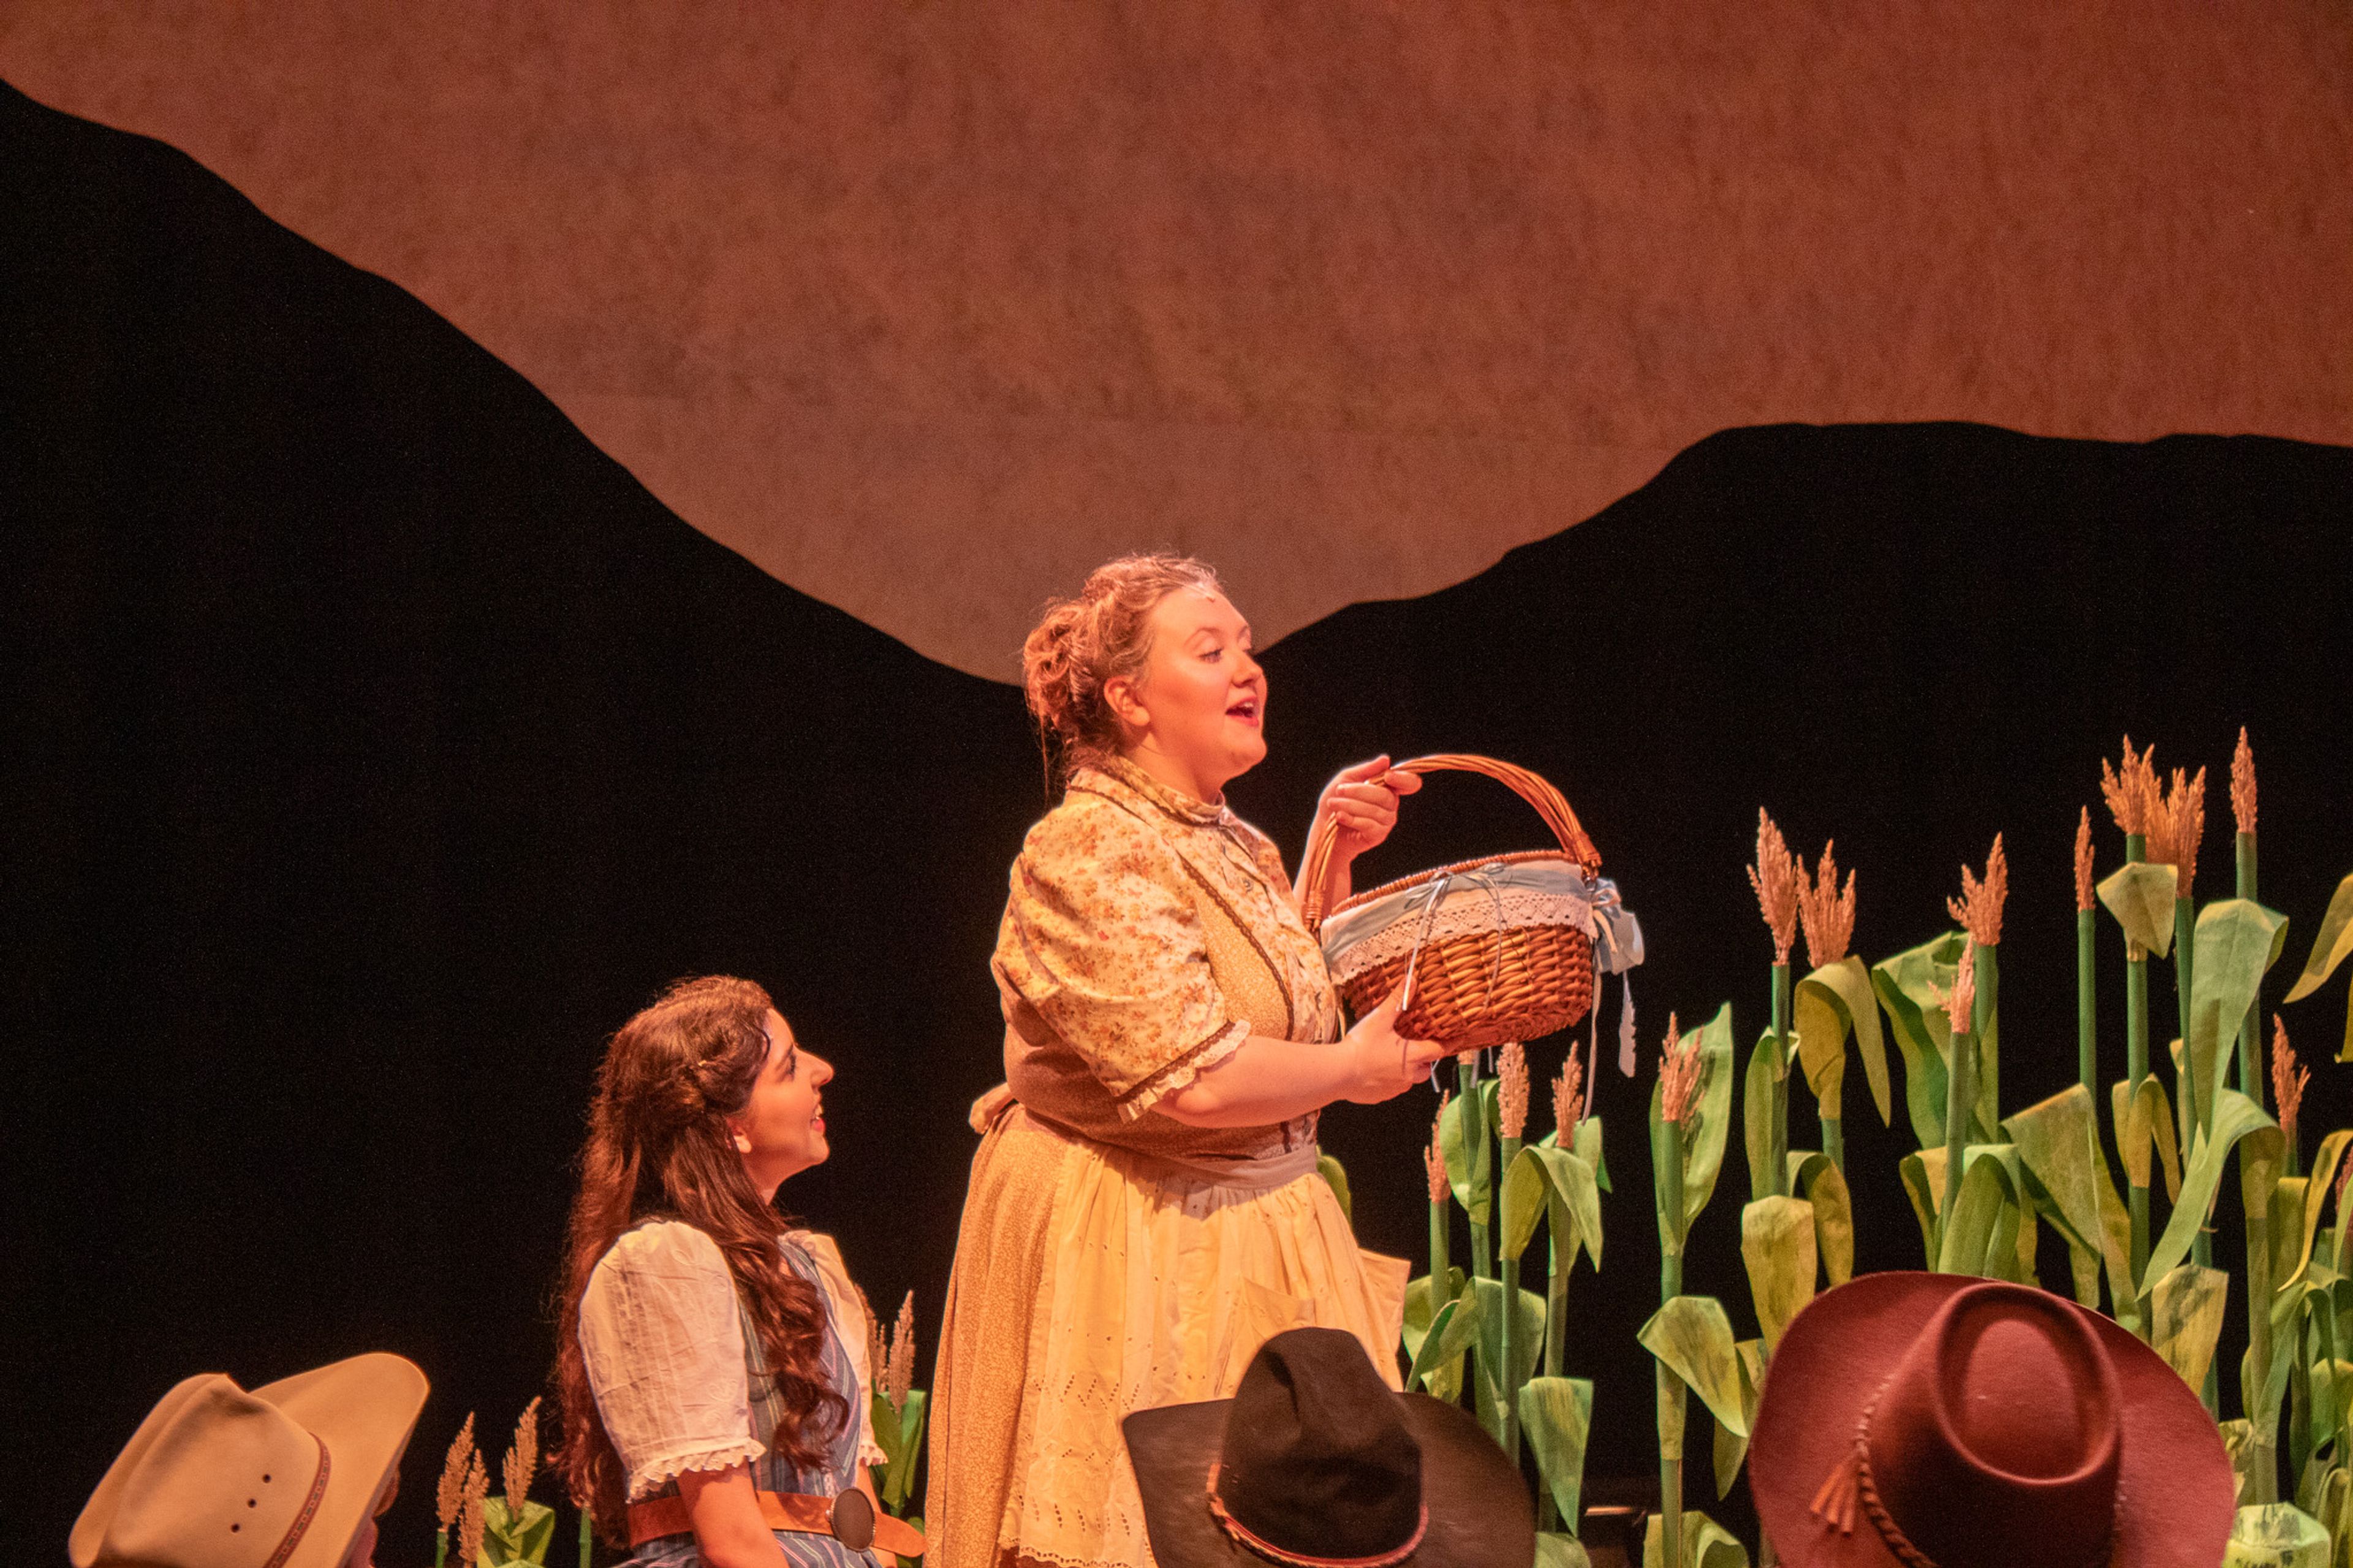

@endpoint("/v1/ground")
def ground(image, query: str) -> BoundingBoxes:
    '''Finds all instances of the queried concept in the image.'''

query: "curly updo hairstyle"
[1023,553,1224,779]
[555,976,847,1539]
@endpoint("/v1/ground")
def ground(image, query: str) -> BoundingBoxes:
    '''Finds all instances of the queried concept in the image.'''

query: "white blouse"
[578,1221,888,1501]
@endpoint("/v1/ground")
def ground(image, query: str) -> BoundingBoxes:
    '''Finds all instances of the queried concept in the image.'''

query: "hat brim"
[1124,1392,1533,1568]
[253,1353,430,1568]
[1749,1273,2234,1568]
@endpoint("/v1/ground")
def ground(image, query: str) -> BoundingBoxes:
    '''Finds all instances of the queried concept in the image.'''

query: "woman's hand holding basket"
[1340,987,1451,1105]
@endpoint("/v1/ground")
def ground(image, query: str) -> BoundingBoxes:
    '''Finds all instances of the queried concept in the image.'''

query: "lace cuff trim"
[624,1439,770,1502]
[1326,891,1595,983]
[1115,1020,1251,1122]
[860,1439,889,1468]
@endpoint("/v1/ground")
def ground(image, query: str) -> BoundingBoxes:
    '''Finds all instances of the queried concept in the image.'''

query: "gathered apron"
[925,1100,1409,1568]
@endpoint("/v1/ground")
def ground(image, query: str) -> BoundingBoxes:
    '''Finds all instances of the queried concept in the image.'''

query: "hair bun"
[1020,554,1222,769]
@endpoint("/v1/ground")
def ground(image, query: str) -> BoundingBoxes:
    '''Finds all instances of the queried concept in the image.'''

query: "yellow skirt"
[924,1104,1409,1568]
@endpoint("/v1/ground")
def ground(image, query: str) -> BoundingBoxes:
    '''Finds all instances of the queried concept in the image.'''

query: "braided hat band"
[1207,1463,1430,1568]
[1809,1378,2118,1568]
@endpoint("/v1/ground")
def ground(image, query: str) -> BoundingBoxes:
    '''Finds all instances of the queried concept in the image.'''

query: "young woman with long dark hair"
[556,977,914,1568]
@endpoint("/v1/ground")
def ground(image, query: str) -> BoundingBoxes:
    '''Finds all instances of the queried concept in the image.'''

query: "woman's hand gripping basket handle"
[1298,754,1604,933]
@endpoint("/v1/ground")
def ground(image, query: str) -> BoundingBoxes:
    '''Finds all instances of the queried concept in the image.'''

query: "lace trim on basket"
[1326,891,1596,984]
[626,1439,771,1501]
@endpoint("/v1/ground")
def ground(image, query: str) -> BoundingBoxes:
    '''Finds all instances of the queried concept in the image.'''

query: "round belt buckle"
[828,1488,876,1551]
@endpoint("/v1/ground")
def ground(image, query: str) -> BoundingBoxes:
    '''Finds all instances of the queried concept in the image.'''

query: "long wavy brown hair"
[555,976,847,1537]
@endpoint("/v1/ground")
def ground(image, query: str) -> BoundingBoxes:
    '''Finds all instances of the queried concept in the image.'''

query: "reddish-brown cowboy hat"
[1123,1327,1533,1568]
[1750,1273,2233,1568]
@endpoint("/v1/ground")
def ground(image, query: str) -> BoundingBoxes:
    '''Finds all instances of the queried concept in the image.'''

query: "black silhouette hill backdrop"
[8,78,2353,1556]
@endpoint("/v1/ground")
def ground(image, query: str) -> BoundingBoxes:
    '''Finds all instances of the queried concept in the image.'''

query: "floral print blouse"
[992,756,1342,1162]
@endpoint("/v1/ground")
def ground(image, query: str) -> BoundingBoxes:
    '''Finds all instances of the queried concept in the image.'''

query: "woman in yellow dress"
[927,554,1448,1568]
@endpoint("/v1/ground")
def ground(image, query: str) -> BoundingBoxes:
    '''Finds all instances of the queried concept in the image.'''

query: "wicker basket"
[1302,754,1602,1052]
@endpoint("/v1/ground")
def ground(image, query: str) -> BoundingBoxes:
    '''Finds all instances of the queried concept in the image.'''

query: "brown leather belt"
[625,1488,926,1558]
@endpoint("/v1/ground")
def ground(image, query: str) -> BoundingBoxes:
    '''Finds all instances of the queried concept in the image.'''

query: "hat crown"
[1869,1284,2121,1568]
[99,1381,330,1568]
[1216,1328,1423,1562]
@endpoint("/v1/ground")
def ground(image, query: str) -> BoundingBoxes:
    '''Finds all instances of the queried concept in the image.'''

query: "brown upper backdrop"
[4,2,2346,679]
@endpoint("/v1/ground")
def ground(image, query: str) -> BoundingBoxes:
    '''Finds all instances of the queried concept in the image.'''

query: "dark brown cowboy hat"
[1750,1273,2234,1568]
[1123,1326,1533,1568]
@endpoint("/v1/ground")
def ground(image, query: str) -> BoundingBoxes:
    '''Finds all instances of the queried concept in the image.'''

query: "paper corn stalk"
[1643,1007,1744,1568]
[869,1292,930,1518]
[1408,1039,1607,1559]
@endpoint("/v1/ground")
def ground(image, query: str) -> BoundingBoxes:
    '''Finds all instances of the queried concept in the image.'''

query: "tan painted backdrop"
[4,2,2346,679]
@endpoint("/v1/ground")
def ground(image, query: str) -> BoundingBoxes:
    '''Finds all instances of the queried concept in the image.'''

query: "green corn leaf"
[2003,1083,2134,1311]
[1917,1145,2023,1279]
[1406,1288,1483,1393]
[2282,873,2353,1009]
[1536,1533,1594,1568]
[1796,955,1892,1126]
[1403,1268,1471,1401]
[1789,1151,1855,1286]
[1711,1338,1767,1498]
[1740,1197,1817,1351]
[1317,1153,1352,1223]
[1681,1003,1738,1224]
[1643,1511,1751,1568]
[1504,1143,1604,1269]
[2218,1419,2260,1504]
[1871,933,1965,1149]
[1637,1296,1749,1438]
[2283,1133,2353,1293]
[1441,1085,1496,1226]
[870,1392,905,1469]
[1472,1276,1548,1389]
[2143,1088,2284,1297]
[2225,1503,2331,1568]
[1519,1376,1594,1532]
[479,1499,557,1568]
[2099,861,2182,957]
[2151,1263,2232,1393]
[1650,1003,1736,1233]
[1573,1113,1612,1193]
[1897,1151,1939,1262]
[881,1390,928,1510]
[2190,899,2294,1115]
[1743,1028,1778,1203]
[2113,1076,2186,1202]
[2291,1461,2346,1550]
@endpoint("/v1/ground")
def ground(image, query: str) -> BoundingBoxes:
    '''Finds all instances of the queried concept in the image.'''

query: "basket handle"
[1299,753,1602,933]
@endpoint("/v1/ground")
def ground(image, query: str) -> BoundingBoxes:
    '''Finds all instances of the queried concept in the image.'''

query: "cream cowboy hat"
[71,1353,428,1568]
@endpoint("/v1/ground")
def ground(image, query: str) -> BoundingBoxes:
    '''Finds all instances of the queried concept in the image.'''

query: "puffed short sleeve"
[994,799,1249,1119]
[578,1222,766,1501]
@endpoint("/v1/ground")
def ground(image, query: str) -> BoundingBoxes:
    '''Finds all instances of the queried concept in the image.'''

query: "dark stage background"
[7,82,2353,1555]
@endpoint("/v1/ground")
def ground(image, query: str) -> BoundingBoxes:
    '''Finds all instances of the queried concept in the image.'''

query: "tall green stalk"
[1942,1018,1974,1248]
[2175,890,2218,1418]
[2246,1175,2279,1503]
[1461,1058,1493,1281]
[1498,1127,1524,1464]
[2077,905,2097,1096]
[2175,894,2202,1141]
[2238,830,2264,1107]
[1769,961,1792,1197]
[1659,1117,1686,1568]
[578,1509,594,1568]
[1430,1178,1452,1308]
[1539,1211,1566,1534]
[2124,831,2153,1333]
[1972,941,1999,1138]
